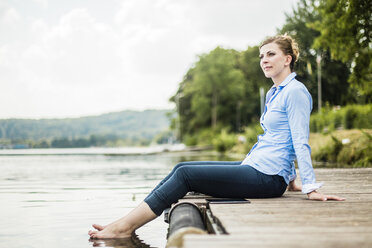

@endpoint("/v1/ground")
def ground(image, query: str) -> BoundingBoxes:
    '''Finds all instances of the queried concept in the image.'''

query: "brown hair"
[260,34,299,71]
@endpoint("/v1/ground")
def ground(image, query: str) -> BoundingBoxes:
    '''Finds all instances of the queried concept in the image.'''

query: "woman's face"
[259,42,292,82]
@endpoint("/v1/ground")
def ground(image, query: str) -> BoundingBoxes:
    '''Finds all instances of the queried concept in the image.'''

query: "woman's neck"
[272,69,292,87]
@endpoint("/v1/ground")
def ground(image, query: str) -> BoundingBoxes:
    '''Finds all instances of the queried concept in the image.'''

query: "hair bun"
[283,33,299,62]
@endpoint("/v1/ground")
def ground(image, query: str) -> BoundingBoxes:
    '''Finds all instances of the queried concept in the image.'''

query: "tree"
[238,46,272,125]
[189,47,246,131]
[170,47,246,141]
[280,0,353,109]
[312,0,372,100]
[169,67,196,139]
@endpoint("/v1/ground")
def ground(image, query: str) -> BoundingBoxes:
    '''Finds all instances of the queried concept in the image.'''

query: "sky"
[0,0,299,119]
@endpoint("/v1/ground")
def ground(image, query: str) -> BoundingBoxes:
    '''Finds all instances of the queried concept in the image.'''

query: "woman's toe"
[92,224,105,231]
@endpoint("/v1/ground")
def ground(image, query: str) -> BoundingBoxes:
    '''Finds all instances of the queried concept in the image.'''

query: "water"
[0,148,234,248]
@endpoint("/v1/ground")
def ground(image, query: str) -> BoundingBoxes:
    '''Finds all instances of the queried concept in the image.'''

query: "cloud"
[31,0,48,9]
[0,0,298,118]
[35,8,124,86]
[114,0,195,74]
[0,7,126,118]
[1,7,21,24]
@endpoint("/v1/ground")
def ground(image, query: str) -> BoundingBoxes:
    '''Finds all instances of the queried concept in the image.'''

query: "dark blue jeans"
[144,161,287,216]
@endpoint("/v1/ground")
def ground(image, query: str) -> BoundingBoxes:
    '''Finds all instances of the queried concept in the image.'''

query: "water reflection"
[89,234,152,248]
[0,152,170,248]
[0,149,237,248]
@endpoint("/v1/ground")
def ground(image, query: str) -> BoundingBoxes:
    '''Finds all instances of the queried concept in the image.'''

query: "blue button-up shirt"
[241,72,323,194]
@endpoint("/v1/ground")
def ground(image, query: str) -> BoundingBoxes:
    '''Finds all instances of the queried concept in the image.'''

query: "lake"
[0,147,236,248]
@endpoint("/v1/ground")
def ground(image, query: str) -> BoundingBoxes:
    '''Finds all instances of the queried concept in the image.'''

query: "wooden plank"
[182,168,372,248]
[184,233,372,248]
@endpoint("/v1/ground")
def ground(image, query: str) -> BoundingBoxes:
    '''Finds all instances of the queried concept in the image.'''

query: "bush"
[310,104,372,133]
[183,134,198,146]
[344,107,358,129]
[229,124,263,155]
[311,129,372,167]
[182,128,219,147]
[197,128,218,146]
[212,129,237,152]
[242,124,263,153]
[312,136,343,162]
[341,130,372,167]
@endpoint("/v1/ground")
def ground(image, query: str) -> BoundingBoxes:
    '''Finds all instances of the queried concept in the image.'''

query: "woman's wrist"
[307,190,317,197]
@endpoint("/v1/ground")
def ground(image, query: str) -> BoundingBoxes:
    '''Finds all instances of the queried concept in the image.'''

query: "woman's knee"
[173,161,198,171]
[173,165,194,184]
[174,165,186,176]
[174,162,187,169]
[170,162,187,175]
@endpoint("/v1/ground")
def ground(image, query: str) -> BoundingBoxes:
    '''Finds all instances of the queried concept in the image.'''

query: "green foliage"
[212,129,237,153]
[153,130,175,144]
[170,46,270,143]
[311,129,372,167]
[238,46,272,124]
[183,134,198,147]
[313,135,343,162]
[241,124,263,154]
[165,0,371,168]
[337,131,372,167]
[0,110,170,148]
[196,128,218,146]
[228,124,263,155]
[280,0,353,109]
[311,0,372,98]
[310,104,372,132]
[185,47,246,131]
[170,0,365,145]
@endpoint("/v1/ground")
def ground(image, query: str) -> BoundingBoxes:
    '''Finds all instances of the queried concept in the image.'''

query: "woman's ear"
[284,54,292,67]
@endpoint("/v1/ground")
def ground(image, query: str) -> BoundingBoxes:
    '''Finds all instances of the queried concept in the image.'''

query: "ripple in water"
[0,148,236,248]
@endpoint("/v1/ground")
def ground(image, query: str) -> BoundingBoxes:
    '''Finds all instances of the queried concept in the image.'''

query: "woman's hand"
[307,190,346,201]
[287,180,302,192]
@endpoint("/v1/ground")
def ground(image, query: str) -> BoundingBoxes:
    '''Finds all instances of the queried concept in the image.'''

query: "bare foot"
[88,202,157,239]
[88,222,132,239]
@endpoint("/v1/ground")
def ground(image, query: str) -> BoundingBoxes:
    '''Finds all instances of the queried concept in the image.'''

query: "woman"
[88,34,345,239]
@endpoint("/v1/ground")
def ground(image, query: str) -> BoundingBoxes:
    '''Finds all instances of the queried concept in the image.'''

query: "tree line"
[0,134,151,149]
[169,0,371,144]
[0,110,170,148]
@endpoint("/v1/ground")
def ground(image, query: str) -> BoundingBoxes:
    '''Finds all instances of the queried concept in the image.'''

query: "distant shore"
[0,144,185,156]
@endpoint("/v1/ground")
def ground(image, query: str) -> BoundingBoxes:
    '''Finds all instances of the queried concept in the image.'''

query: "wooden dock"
[179,168,372,248]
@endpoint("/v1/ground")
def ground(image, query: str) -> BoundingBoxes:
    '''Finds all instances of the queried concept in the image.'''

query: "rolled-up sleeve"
[286,86,323,194]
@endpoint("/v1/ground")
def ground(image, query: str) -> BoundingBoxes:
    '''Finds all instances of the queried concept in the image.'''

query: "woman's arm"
[286,85,322,193]
[286,85,345,201]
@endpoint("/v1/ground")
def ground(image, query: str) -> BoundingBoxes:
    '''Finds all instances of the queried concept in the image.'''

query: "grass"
[309,129,372,167]
[228,129,372,168]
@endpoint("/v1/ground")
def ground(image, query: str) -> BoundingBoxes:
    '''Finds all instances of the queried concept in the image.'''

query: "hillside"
[0,109,171,147]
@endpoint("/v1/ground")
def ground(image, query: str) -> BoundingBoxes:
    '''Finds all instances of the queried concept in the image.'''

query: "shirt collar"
[271,72,297,90]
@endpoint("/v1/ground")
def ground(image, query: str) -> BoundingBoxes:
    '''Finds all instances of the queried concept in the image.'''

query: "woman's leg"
[89,161,242,239]
[145,161,241,199]
[89,202,156,239]
[89,162,287,239]
[144,163,287,216]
